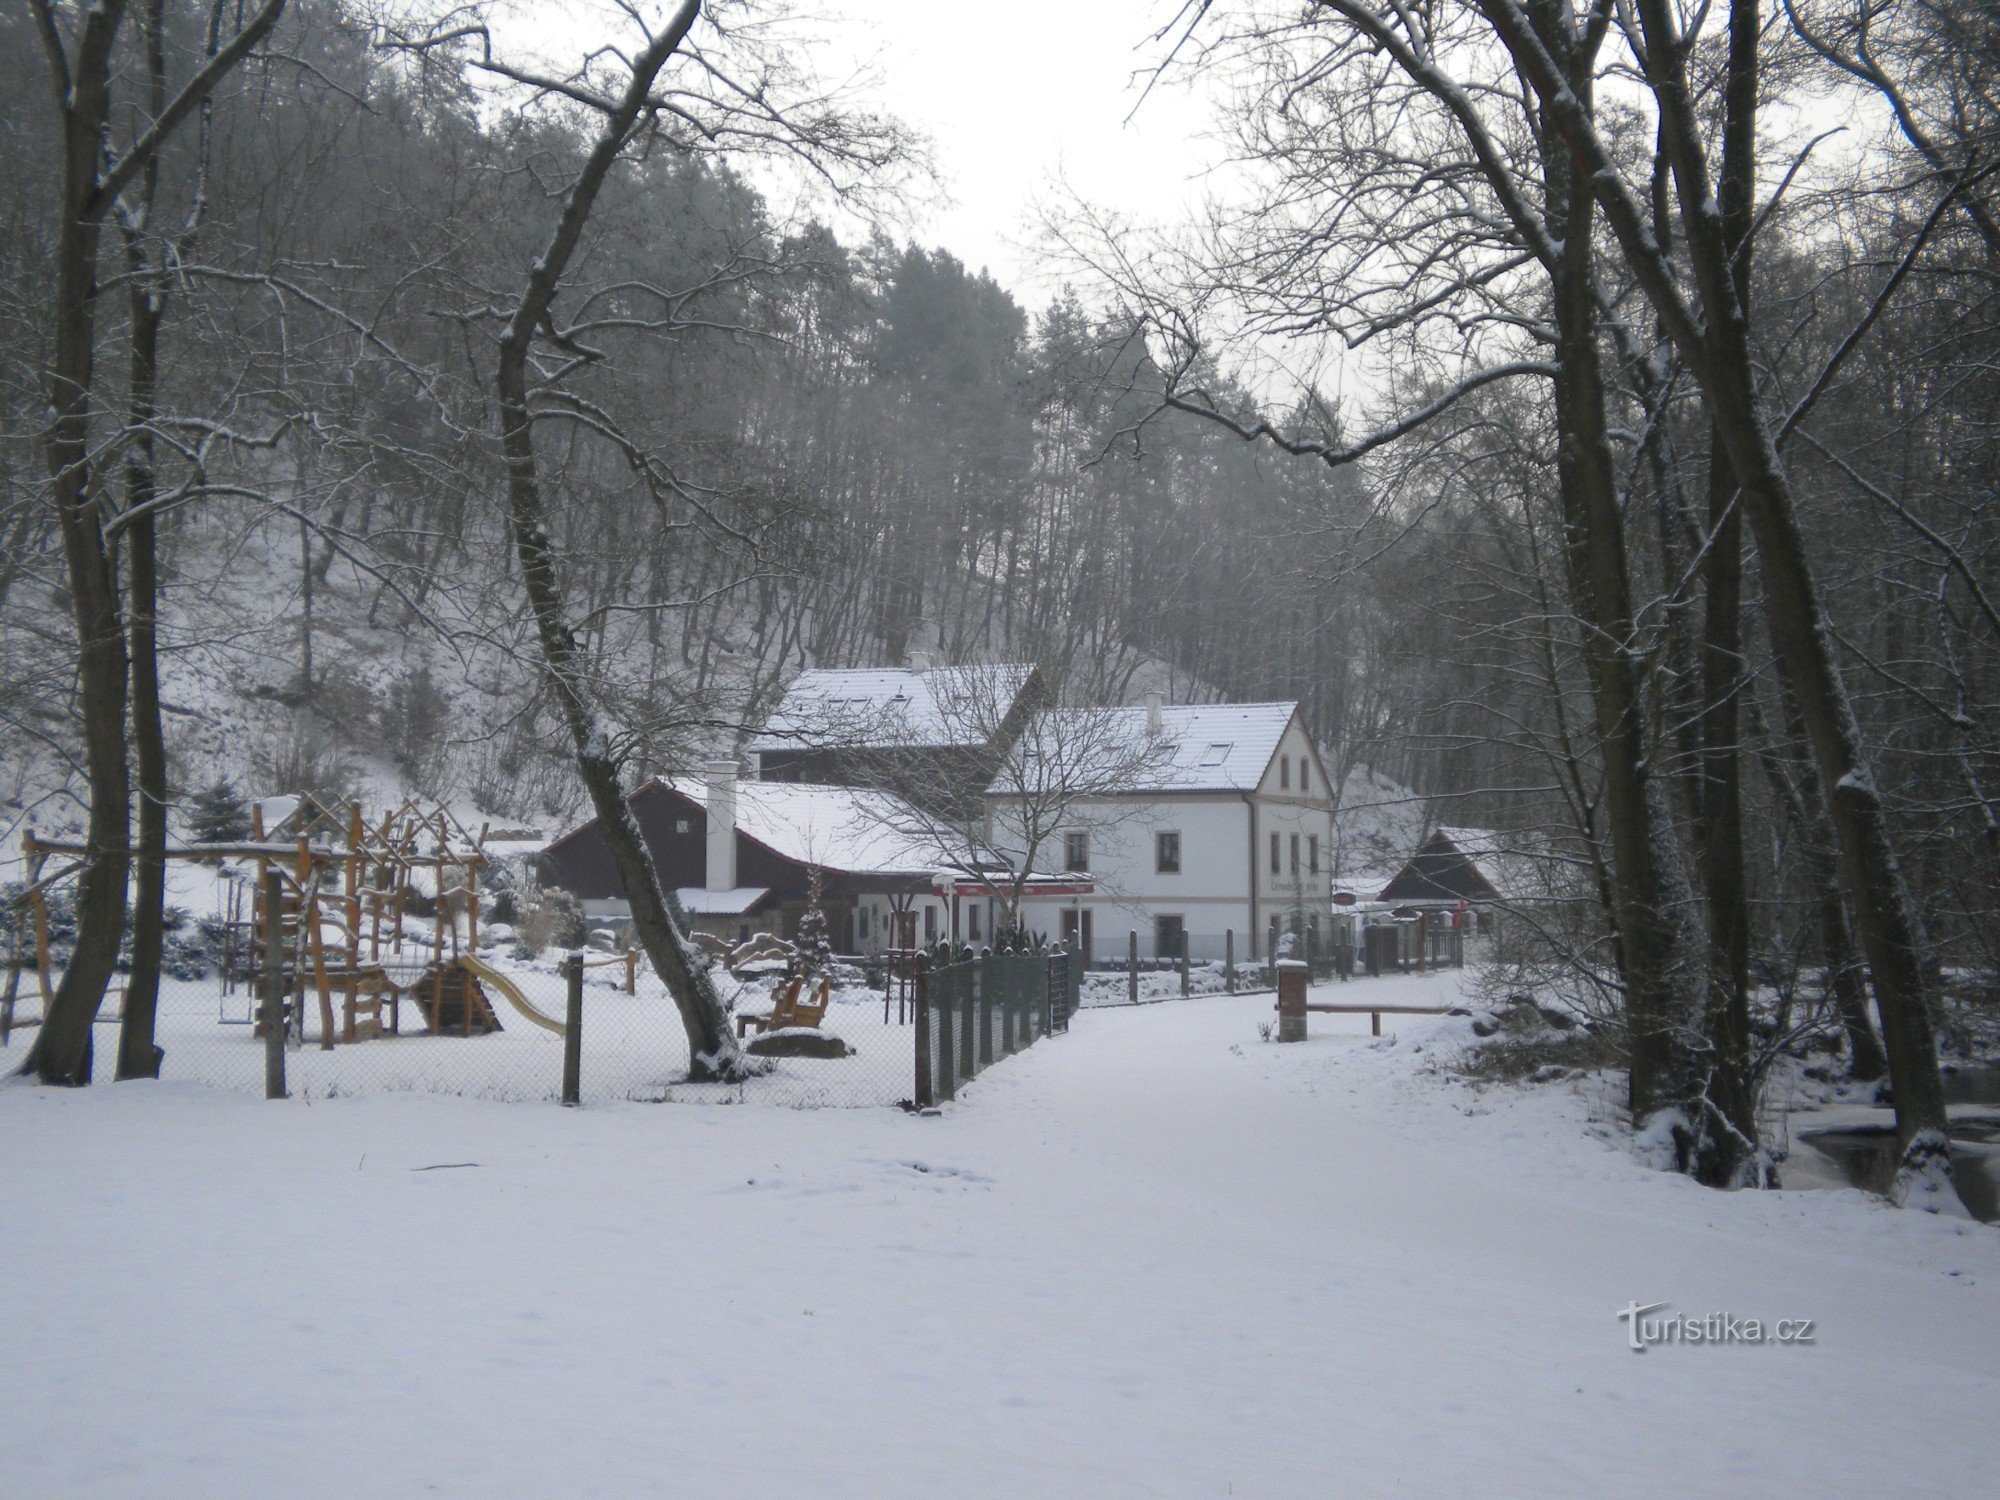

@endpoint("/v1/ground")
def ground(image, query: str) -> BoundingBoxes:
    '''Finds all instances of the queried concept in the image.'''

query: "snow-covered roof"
[663,778,975,877]
[481,836,548,860]
[748,664,1037,752]
[1377,826,1566,906]
[988,701,1308,796]
[674,886,772,916]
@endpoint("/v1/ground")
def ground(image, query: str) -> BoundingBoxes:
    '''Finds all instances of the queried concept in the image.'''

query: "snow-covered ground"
[27,967,919,1107]
[4,970,1998,1497]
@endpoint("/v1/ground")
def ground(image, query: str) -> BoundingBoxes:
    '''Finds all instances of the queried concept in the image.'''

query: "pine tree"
[795,866,833,982]
[188,779,252,845]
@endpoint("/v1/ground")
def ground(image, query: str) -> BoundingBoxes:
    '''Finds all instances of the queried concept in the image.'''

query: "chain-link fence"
[4,945,950,1107]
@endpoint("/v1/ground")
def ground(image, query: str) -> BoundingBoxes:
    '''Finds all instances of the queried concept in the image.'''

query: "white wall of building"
[992,711,1334,963]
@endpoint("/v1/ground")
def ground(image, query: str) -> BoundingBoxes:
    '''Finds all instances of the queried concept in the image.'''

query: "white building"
[987,697,1334,964]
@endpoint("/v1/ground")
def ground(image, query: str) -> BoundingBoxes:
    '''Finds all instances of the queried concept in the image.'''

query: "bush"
[517,886,588,954]
[1450,997,1615,1084]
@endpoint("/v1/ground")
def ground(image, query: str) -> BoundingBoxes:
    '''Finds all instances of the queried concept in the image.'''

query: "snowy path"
[4,976,1998,1497]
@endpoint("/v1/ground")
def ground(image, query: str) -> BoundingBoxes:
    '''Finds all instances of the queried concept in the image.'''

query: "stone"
[746,1028,854,1059]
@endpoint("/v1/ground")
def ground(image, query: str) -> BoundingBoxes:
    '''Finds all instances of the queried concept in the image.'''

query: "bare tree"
[1475,0,1960,1206]
[21,0,287,1085]
[397,0,909,1078]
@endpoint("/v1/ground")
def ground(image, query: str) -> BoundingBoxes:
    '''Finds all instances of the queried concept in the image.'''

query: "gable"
[1252,709,1334,801]
[1377,831,1504,904]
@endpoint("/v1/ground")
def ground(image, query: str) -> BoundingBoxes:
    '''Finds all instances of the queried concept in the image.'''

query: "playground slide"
[458,955,568,1036]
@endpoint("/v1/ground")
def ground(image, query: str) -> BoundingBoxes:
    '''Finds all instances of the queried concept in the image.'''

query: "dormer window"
[1199,743,1232,767]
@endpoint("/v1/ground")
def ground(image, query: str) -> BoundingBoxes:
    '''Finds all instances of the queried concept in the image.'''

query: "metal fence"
[913,944,1078,1108]
[1082,930,1350,981]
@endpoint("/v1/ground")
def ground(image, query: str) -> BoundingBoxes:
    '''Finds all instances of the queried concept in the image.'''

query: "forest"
[2,1,1998,1207]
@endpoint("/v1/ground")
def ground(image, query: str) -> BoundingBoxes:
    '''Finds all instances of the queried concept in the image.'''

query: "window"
[1155,914,1186,960]
[968,904,982,942]
[1309,834,1320,875]
[1156,830,1181,874]
[1280,756,1290,790]
[1065,831,1090,872]
[859,908,870,941]
[1290,833,1301,874]
[1199,742,1232,767]
[1061,907,1094,958]
[1270,831,1281,875]
[675,819,692,834]
[924,904,938,942]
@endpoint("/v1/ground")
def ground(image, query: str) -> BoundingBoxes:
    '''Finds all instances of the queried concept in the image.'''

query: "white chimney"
[1144,690,1165,734]
[705,759,738,892]
[907,648,936,673]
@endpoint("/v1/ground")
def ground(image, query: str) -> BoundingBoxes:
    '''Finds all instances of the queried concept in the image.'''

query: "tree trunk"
[117,269,168,1080]
[1532,1,1704,1141]
[1691,0,1760,1184]
[24,5,134,1085]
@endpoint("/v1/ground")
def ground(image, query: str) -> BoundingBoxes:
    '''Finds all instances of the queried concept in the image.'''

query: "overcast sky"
[818,1,1216,299]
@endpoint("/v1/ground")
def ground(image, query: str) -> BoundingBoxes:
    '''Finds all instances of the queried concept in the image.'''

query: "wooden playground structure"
[6,796,573,1048]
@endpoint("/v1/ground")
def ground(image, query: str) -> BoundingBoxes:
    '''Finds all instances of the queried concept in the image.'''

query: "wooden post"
[940,959,959,1101]
[1180,929,1191,997]
[467,863,481,955]
[562,951,584,1106]
[977,948,995,1069]
[913,953,933,1107]
[1127,930,1139,1007]
[961,953,977,1083]
[1417,910,1428,973]
[262,871,288,1098]
[1276,959,1309,1043]
[625,946,638,995]
[1225,929,1236,994]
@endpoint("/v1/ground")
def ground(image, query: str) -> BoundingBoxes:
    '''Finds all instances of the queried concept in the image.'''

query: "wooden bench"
[736,974,832,1038]
[1279,1001,1453,1037]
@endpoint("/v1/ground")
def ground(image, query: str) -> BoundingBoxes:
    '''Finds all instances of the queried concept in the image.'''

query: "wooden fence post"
[624,946,637,995]
[1180,929,1191,997]
[935,957,959,1102]
[976,948,994,1069]
[1127,930,1139,1007]
[1225,929,1236,993]
[562,951,584,1106]
[262,871,287,1100]
[914,953,933,1107]
[960,952,976,1080]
